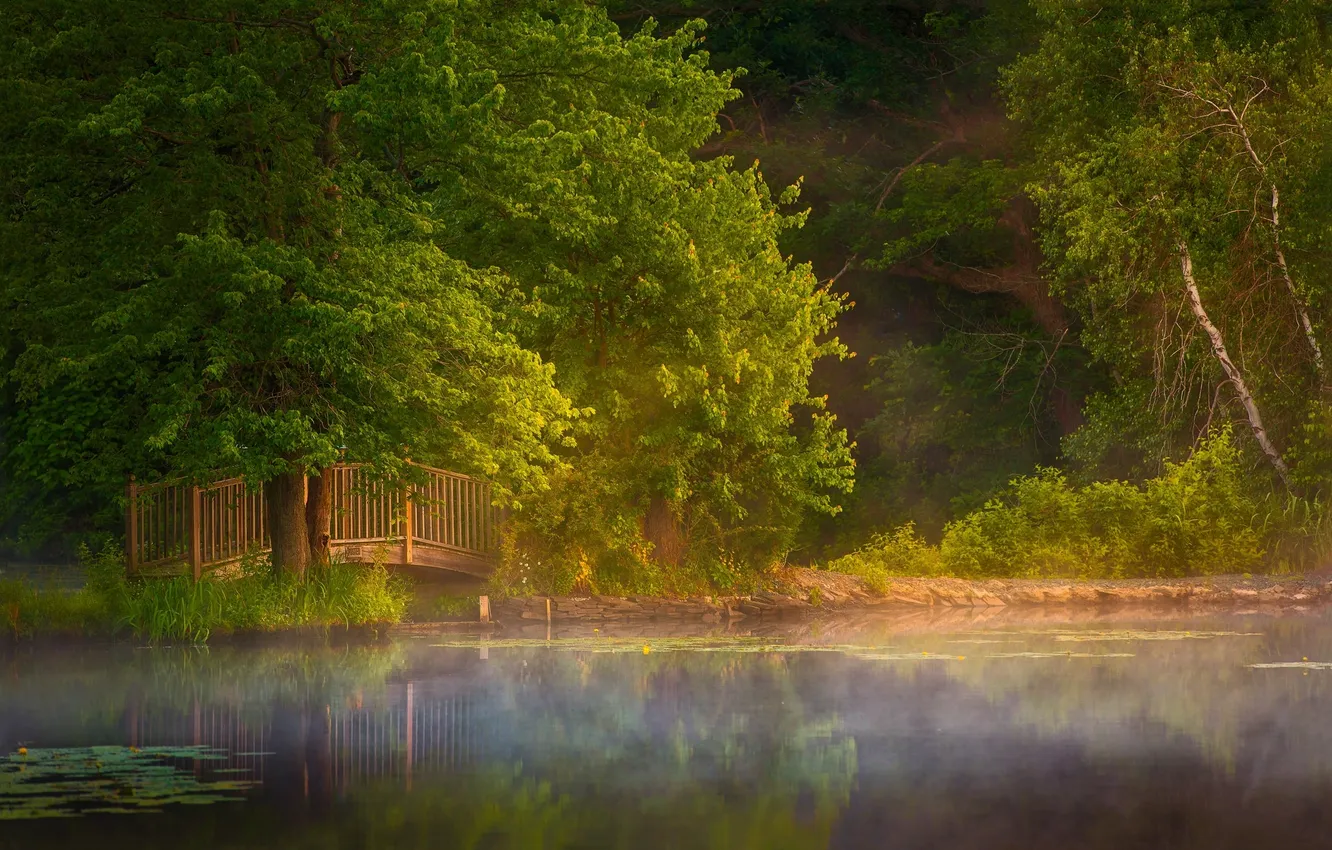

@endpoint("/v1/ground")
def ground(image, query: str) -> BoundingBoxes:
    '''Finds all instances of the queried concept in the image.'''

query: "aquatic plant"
[2,546,410,642]
[0,745,254,819]
[121,556,410,642]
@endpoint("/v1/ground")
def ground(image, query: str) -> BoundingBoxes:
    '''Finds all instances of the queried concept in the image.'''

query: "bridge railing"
[126,462,498,578]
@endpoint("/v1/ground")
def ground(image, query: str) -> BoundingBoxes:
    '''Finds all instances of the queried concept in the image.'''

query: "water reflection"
[4,612,1332,847]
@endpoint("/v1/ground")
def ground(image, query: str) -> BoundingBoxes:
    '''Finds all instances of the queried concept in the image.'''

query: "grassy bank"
[1,549,410,642]
[828,430,1331,589]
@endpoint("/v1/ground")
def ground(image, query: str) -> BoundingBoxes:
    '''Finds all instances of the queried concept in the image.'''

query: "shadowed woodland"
[4,0,1332,596]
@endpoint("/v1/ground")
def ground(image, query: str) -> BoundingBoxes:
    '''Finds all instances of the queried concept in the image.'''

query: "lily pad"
[985,651,1137,659]
[1,746,258,820]
[1044,630,1261,643]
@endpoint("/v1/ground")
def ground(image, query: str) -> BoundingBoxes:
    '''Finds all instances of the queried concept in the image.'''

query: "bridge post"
[125,476,138,576]
[403,485,414,565]
[189,485,203,581]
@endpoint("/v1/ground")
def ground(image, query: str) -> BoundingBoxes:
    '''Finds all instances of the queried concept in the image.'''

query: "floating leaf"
[0,746,258,820]
[985,652,1137,659]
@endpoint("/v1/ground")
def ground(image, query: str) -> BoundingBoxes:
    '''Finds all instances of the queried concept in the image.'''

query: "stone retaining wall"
[492,569,1332,626]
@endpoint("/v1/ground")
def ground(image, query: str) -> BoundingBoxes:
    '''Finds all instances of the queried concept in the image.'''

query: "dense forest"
[3,0,1332,592]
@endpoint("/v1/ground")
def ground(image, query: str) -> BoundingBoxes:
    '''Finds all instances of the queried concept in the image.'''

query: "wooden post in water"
[125,476,138,575]
[189,485,203,581]
[478,595,490,624]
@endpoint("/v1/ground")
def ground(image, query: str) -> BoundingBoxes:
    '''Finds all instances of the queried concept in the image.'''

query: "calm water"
[5,609,1332,848]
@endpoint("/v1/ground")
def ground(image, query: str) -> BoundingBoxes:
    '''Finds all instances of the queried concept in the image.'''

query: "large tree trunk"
[306,467,333,568]
[643,496,685,568]
[267,470,311,578]
[1179,241,1291,486]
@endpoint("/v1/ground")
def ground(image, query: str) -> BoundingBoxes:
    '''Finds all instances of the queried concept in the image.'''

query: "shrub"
[431,594,481,620]
[826,428,1323,581]
[825,523,944,591]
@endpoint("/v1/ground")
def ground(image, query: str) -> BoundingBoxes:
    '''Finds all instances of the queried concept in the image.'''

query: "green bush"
[430,593,481,620]
[487,513,769,599]
[825,523,944,591]
[0,577,115,638]
[826,429,1327,581]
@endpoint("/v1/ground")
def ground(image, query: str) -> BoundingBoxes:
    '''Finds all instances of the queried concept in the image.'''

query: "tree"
[0,0,851,577]
[1004,0,1332,485]
[601,1,1102,560]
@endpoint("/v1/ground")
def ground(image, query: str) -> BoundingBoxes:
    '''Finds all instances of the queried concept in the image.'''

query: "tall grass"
[2,548,411,642]
[828,428,1332,584]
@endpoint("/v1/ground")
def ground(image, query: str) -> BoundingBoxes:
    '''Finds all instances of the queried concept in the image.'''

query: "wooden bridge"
[126,462,499,578]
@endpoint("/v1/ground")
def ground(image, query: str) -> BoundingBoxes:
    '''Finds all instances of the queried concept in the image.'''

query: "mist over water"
[5,611,1332,848]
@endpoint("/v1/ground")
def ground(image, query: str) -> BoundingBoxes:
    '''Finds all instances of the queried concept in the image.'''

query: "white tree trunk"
[1224,105,1325,380]
[1267,183,1324,378]
[1179,241,1291,486]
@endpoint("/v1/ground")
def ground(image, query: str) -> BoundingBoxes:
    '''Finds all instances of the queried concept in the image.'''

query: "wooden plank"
[238,482,248,560]
[189,485,202,581]
[403,486,414,565]
[126,477,138,575]
[408,461,476,479]
[450,476,458,548]
[404,543,493,577]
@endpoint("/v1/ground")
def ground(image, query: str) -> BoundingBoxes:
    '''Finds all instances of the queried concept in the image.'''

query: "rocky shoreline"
[484,568,1332,628]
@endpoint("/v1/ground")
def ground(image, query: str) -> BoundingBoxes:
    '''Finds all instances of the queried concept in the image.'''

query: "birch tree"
[1004,0,1332,485]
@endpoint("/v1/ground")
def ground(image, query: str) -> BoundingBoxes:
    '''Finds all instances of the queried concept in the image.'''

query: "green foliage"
[0,0,851,588]
[871,159,1026,270]
[0,0,584,517]
[429,593,479,621]
[829,429,1327,581]
[487,525,767,598]
[2,546,409,642]
[1004,0,1332,479]
[0,578,115,639]
[838,322,1081,545]
[826,522,943,592]
[124,556,409,642]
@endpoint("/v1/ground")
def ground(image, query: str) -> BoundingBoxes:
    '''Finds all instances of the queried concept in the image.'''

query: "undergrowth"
[485,529,769,600]
[827,428,1332,584]
[1,548,410,642]
[430,593,480,620]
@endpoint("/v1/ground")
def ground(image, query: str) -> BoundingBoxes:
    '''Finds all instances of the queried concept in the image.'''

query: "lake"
[4,608,1332,848]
